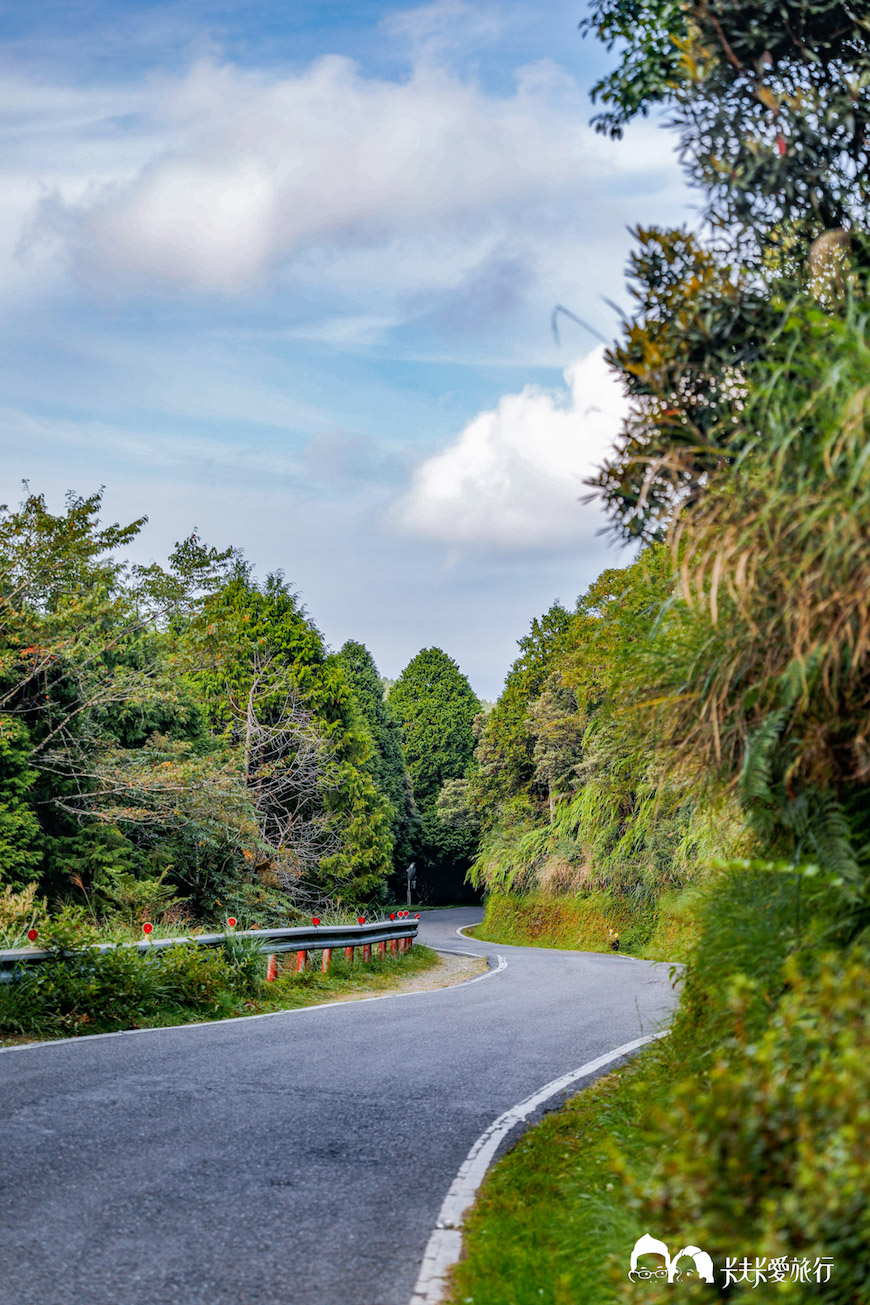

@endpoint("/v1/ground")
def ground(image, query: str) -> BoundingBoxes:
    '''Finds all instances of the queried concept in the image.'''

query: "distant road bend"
[1,908,676,1305]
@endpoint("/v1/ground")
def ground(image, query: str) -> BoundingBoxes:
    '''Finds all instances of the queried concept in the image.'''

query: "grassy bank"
[470,888,699,963]
[0,941,440,1046]
[447,1048,664,1305]
[450,866,870,1303]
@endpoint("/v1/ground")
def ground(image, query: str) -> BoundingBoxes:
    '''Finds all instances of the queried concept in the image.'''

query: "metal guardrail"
[0,915,421,984]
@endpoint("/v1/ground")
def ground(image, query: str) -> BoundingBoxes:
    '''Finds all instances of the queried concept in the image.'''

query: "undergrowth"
[0,935,439,1043]
[471,888,699,963]
[449,865,868,1303]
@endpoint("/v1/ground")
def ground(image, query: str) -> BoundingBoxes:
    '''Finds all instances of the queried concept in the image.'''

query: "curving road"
[0,908,677,1305]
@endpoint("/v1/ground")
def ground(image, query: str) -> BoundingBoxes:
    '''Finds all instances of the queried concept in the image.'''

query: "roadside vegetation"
[451,1,870,1298]
[0,908,440,1044]
[0,491,482,1032]
[472,886,699,962]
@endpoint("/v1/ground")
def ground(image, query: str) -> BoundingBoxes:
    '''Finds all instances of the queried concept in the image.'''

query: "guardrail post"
[345,946,354,964]
[390,937,398,957]
[378,940,386,959]
[362,943,372,963]
[321,947,332,973]
[266,953,278,982]
[296,949,309,972]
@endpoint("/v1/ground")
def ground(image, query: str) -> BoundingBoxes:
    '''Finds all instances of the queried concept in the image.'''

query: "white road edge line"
[0,952,508,1057]
[409,1029,668,1305]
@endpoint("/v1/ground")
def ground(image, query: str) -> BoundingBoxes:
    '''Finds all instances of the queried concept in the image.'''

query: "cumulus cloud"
[27,52,662,294]
[389,347,626,551]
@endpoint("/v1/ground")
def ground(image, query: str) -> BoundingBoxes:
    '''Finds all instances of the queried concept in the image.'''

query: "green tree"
[337,640,418,871]
[389,647,481,901]
[0,719,42,888]
[473,602,575,823]
[0,490,231,902]
[581,1,870,540]
[583,0,870,256]
[191,567,393,905]
[579,2,870,876]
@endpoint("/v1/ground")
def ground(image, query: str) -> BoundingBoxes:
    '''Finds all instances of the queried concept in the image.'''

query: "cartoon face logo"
[629,1235,672,1281]
[628,1234,714,1283]
[670,1247,715,1282]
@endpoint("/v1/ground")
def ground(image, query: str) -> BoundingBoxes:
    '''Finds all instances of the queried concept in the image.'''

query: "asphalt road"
[0,908,677,1305]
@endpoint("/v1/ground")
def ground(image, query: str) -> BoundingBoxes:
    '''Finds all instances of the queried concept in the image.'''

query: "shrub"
[619,943,870,1303]
[0,914,264,1036]
[0,879,44,948]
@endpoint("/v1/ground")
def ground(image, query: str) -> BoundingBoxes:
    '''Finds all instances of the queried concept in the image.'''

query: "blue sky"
[0,0,691,699]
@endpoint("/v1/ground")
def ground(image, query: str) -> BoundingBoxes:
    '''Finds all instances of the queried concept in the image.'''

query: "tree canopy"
[0,490,396,926]
[388,647,481,901]
[581,0,870,540]
[338,639,417,872]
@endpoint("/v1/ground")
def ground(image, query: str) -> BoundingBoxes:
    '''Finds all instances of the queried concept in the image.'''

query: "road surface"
[0,908,677,1305]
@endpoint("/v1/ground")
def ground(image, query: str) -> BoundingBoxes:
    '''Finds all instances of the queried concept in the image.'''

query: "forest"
[0,494,484,951]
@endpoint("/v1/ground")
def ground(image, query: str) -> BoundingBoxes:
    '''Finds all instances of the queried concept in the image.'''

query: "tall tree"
[580,0,870,540]
[191,568,394,905]
[338,640,418,873]
[579,1,870,875]
[389,648,481,901]
[473,601,575,823]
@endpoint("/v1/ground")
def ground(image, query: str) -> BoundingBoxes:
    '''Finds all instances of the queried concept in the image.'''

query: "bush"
[0,944,166,1036]
[619,943,870,1303]
[0,917,263,1036]
[0,879,44,948]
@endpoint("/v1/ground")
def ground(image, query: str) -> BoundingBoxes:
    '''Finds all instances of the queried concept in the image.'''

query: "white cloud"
[389,347,626,551]
[23,52,675,295]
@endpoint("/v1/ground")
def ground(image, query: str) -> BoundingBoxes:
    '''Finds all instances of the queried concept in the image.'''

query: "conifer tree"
[389,647,480,901]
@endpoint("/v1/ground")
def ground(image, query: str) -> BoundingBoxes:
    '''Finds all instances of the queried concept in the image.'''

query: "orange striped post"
[266,953,278,982]
[345,946,354,964]
[321,947,332,973]
[296,949,308,972]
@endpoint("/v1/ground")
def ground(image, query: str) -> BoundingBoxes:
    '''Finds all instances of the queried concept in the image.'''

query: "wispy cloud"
[16,49,680,311]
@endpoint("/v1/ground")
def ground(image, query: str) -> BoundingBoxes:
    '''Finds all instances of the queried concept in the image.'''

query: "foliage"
[0,488,399,935]
[449,8,870,1301]
[338,639,418,870]
[388,647,481,899]
[0,879,45,949]
[192,568,394,905]
[583,0,870,257]
[389,647,480,810]
[0,930,247,1037]
[473,886,699,962]
[473,602,575,819]
[580,0,687,138]
[591,227,775,538]
[435,778,480,835]
[615,304,870,879]
[469,550,729,903]
[0,718,42,887]
[0,934,440,1040]
[583,1,870,539]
